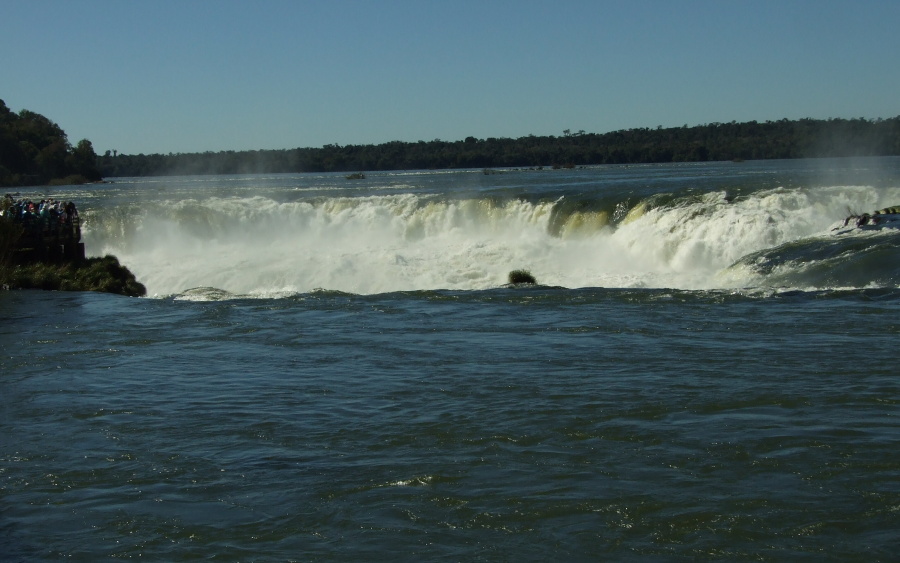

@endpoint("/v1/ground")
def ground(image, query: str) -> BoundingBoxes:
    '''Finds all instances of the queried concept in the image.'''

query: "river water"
[2,158,899,560]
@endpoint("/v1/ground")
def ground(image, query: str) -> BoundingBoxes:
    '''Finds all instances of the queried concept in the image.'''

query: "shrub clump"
[0,254,146,297]
[508,269,537,285]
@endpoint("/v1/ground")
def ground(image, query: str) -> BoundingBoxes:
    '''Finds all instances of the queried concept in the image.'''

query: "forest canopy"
[0,99,101,188]
[3,99,900,186]
[98,116,900,178]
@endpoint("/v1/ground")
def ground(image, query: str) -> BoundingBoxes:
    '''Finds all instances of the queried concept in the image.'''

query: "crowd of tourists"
[1,194,81,244]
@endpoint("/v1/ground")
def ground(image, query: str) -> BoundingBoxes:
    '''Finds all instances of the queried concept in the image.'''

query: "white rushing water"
[81,179,900,297]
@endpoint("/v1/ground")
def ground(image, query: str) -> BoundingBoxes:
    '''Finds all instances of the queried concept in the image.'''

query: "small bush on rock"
[508,269,537,284]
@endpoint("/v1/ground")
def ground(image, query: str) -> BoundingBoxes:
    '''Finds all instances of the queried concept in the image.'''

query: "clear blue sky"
[3,0,898,155]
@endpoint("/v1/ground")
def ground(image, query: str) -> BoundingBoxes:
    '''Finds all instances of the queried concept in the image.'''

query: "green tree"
[68,139,102,181]
[0,100,103,187]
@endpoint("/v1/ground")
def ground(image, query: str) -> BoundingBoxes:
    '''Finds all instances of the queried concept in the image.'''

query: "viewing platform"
[1,196,85,263]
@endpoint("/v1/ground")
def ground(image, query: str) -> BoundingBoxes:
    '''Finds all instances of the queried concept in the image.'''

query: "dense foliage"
[0,255,146,296]
[98,117,900,178]
[0,99,102,187]
[5,98,900,184]
[508,269,537,285]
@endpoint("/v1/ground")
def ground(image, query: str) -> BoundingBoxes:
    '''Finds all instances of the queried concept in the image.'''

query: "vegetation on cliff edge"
[0,255,146,297]
[0,219,145,296]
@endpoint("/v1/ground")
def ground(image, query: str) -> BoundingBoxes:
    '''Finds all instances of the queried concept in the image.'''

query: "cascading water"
[80,174,900,297]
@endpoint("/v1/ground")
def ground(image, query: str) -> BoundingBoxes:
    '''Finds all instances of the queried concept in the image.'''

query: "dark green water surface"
[2,287,898,561]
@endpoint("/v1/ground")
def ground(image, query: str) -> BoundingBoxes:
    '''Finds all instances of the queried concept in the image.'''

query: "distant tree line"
[4,100,900,187]
[97,117,900,178]
[0,100,102,188]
